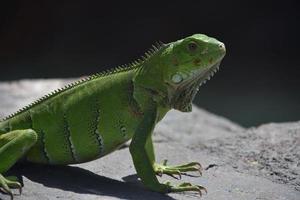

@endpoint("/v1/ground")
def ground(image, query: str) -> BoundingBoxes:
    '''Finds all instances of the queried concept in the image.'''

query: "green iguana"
[0,34,225,199]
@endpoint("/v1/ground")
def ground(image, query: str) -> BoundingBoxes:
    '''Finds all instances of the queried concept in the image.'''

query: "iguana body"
[0,34,225,199]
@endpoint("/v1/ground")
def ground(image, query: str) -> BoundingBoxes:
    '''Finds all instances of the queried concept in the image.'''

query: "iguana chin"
[0,34,225,199]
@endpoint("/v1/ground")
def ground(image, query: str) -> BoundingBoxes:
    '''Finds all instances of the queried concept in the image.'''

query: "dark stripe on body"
[63,113,76,162]
[7,120,11,132]
[27,110,33,129]
[92,99,103,154]
[40,130,50,163]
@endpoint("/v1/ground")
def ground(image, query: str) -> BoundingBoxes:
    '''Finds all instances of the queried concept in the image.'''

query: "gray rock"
[0,79,299,200]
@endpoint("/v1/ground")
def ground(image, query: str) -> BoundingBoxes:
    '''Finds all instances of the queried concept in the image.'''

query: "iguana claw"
[154,160,203,179]
[163,181,207,196]
[171,183,207,196]
[0,174,22,200]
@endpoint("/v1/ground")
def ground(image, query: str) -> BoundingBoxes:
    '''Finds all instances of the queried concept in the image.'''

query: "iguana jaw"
[167,61,221,112]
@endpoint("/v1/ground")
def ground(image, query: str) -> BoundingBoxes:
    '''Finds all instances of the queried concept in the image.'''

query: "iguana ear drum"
[171,74,183,83]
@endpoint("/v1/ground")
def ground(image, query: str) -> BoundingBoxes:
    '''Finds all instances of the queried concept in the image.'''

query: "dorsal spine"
[1,41,166,121]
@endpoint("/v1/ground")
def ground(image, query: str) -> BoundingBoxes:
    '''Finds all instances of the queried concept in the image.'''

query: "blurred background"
[0,0,299,127]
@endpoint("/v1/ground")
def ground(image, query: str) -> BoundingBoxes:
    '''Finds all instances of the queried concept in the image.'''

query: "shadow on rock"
[8,163,175,200]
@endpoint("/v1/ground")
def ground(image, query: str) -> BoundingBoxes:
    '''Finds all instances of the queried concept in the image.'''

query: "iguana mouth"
[169,61,221,112]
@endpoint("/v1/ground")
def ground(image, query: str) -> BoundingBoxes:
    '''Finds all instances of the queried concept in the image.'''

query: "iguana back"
[0,69,144,164]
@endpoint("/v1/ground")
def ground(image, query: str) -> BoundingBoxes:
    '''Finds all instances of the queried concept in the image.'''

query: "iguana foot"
[154,160,203,179]
[0,174,22,200]
[164,181,207,196]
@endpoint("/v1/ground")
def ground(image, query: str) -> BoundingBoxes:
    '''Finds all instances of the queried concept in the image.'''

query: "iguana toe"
[0,174,22,199]
[162,181,207,196]
[154,160,203,179]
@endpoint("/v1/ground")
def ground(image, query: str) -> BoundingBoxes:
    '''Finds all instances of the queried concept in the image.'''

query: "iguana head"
[133,34,225,112]
[162,34,226,112]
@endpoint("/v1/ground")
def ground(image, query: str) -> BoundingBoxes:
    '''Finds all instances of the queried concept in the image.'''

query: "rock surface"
[0,79,299,200]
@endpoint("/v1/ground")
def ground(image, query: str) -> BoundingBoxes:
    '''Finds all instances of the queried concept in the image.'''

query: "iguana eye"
[187,42,198,52]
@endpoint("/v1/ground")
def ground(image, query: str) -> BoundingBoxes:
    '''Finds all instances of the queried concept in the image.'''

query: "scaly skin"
[0,34,225,199]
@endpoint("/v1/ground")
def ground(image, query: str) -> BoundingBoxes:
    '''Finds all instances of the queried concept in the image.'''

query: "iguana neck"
[132,56,170,110]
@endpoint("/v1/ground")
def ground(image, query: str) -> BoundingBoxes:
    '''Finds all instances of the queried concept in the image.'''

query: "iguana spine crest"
[1,41,165,121]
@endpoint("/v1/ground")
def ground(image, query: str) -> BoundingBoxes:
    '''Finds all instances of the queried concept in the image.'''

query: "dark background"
[0,0,299,127]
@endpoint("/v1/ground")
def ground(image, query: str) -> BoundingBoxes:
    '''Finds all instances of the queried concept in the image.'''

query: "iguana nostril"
[218,43,226,52]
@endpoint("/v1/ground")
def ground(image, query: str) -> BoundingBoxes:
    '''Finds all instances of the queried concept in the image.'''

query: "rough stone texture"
[0,79,299,200]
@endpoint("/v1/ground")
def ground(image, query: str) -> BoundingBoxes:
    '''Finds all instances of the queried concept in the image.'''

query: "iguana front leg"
[0,129,38,199]
[129,105,206,196]
[129,105,168,192]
